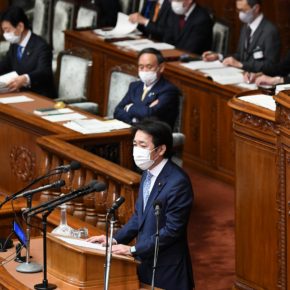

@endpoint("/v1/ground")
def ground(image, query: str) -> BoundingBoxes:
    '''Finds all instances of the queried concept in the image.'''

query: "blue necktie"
[143,171,153,210]
[17,45,23,61]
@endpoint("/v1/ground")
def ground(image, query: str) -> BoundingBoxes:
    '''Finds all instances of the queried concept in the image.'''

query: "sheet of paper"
[57,236,105,251]
[275,84,290,94]
[63,118,131,134]
[0,71,19,88]
[238,94,276,111]
[0,95,34,104]
[41,112,87,122]
[94,12,137,37]
[34,107,74,116]
[236,82,258,90]
[200,67,244,85]
[181,60,225,70]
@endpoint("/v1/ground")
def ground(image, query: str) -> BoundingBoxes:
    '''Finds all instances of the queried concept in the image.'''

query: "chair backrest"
[212,20,230,56]
[56,48,92,103]
[32,0,52,42]
[106,65,139,118]
[76,6,98,29]
[52,0,75,54]
[119,0,136,14]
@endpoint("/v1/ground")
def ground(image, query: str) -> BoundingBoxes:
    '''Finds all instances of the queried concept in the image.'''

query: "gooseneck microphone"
[13,180,65,200]
[24,180,106,217]
[107,196,125,213]
[153,200,162,216]
[53,161,81,173]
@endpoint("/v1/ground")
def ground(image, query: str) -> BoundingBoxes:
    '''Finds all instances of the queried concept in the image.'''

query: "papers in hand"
[94,12,138,38]
[63,118,131,134]
[0,71,19,93]
[238,94,276,111]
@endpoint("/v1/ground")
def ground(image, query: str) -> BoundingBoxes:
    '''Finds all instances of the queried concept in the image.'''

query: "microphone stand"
[34,209,57,290]
[151,210,161,290]
[104,211,116,290]
[16,194,42,273]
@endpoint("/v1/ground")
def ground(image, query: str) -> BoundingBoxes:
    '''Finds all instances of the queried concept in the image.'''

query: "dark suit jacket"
[113,76,179,129]
[233,17,280,73]
[0,33,55,98]
[114,160,194,290]
[138,0,171,41]
[163,4,213,54]
[263,50,290,83]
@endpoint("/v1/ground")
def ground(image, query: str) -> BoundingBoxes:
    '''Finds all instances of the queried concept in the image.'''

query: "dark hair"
[137,48,165,65]
[247,0,262,7]
[0,6,30,29]
[132,118,173,158]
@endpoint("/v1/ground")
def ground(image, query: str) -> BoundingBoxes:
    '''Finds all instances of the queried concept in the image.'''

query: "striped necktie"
[17,45,23,61]
[143,171,153,210]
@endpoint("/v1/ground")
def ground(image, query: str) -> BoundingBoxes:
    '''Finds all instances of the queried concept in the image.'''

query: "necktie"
[141,87,148,101]
[144,0,154,18]
[152,2,160,22]
[143,171,153,210]
[244,25,252,51]
[179,15,186,30]
[17,45,23,61]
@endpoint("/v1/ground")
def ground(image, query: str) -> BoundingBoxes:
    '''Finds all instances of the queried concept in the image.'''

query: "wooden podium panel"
[47,234,139,290]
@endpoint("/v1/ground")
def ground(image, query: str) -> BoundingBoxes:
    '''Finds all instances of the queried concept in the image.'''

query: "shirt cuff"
[24,74,31,87]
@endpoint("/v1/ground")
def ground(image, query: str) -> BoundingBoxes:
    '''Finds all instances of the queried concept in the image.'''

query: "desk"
[65,30,244,183]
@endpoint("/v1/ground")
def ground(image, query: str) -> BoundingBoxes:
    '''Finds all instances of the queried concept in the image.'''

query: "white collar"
[185,3,196,20]
[148,158,168,178]
[249,13,263,35]
[19,30,31,48]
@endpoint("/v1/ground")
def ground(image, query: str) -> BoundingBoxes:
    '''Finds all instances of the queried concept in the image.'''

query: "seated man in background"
[128,0,171,41]
[87,118,194,290]
[202,0,280,72]
[245,50,290,86]
[114,48,180,129]
[163,0,213,54]
[0,6,55,98]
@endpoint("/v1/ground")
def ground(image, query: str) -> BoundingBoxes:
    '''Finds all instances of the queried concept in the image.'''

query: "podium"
[46,233,139,290]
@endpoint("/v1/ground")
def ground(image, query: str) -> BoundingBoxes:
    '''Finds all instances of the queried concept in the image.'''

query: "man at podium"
[87,119,194,290]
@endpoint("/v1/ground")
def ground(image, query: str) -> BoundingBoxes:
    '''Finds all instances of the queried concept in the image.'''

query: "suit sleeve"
[135,176,193,258]
[263,50,290,77]
[113,83,135,124]
[127,86,179,121]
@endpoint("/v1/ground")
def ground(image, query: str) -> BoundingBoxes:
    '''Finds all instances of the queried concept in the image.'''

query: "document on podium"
[238,94,276,111]
[57,236,105,251]
[181,60,225,70]
[94,12,138,38]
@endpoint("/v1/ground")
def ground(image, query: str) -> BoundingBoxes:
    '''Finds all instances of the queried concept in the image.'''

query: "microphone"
[107,196,125,213]
[54,161,81,173]
[25,180,106,217]
[13,180,65,200]
[153,200,162,216]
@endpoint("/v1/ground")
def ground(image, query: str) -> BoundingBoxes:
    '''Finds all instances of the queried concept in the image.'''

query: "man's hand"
[128,13,148,25]
[222,57,243,68]
[112,244,131,256]
[149,99,159,107]
[86,235,107,245]
[255,74,284,86]
[202,51,219,62]
[7,75,27,92]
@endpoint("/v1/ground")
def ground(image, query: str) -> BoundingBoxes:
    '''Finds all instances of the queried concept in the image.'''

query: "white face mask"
[171,1,187,15]
[138,70,158,86]
[239,7,255,24]
[3,31,21,44]
[133,146,157,171]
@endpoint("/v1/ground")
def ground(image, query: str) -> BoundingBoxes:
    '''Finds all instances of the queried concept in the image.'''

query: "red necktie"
[179,15,186,30]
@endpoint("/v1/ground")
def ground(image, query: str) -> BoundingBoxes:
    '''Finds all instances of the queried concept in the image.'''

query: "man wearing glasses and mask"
[114,48,180,130]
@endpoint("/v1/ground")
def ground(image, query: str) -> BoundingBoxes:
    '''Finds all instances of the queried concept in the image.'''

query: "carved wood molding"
[9,146,35,182]
[190,105,200,141]
[276,105,290,130]
[234,111,277,133]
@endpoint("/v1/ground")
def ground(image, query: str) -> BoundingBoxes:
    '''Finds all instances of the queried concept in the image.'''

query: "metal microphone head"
[107,196,125,213]
[70,161,81,171]
[153,200,162,216]
[92,182,106,192]
[55,161,81,173]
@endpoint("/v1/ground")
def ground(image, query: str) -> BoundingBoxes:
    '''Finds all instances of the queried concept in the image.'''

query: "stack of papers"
[63,118,131,134]
[238,94,276,111]
[57,236,105,251]
[200,67,244,85]
[94,12,138,38]
[34,107,74,116]
[0,71,19,93]
[41,112,87,122]
[181,60,225,70]
[114,38,174,51]
[275,84,290,94]
[0,95,34,104]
